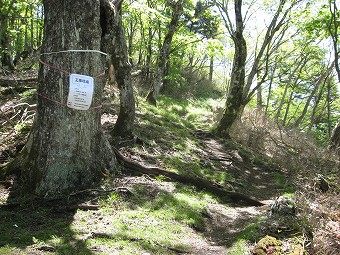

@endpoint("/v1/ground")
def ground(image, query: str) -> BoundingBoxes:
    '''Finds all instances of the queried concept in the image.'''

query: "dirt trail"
[117,131,285,254]
[181,131,284,254]
[198,131,284,200]
[0,125,285,254]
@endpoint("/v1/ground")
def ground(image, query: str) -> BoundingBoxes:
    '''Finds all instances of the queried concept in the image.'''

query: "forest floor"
[0,74,339,254]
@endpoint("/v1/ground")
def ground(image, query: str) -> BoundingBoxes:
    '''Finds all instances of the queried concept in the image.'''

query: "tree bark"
[101,0,135,138]
[14,0,116,198]
[329,0,340,83]
[215,0,297,137]
[209,55,214,83]
[146,0,184,105]
[0,9,15,71]
[215,0,246,137]
[330,122,340,156]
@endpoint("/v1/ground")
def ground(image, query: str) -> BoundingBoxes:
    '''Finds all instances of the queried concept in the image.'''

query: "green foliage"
[259,34,339,144]
[272,172,295,195]
[0,0,43,66]
[123,0,225,99]
[186,0,221,39]
[227,218,267,254]
[227,239,251,255]
[301,2,339,40]
[20,89,36,102]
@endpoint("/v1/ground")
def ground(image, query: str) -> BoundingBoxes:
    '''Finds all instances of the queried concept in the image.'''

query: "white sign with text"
[67,73,94,110]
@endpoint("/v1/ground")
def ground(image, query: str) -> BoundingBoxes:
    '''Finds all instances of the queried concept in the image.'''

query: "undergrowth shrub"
[227,108,339,255]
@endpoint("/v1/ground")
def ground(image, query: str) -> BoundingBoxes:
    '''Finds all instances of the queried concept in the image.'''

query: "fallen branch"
[0,77,37,87]
[68,186,131,198]
[113,148,265,206]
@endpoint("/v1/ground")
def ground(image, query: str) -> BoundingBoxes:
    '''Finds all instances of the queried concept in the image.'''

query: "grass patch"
[237,221,262,242]
[67,184,210,254]
[273,172,295,194]
[161,154,234,186]
[228,239,252,255]
[134,96,236,188]
[0,188,201,255]
[121,184,208,230]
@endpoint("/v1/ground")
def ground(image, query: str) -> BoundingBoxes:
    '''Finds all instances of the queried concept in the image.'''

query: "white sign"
[67,73,94,110]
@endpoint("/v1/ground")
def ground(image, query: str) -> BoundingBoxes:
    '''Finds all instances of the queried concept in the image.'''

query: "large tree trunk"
[215,0,297,137]
[15,0,116,197]
[146,0,184,106]
[215,0,246,137]
[101,0,135,137]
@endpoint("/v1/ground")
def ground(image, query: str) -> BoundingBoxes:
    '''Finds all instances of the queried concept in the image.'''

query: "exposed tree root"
[113,148,265,207]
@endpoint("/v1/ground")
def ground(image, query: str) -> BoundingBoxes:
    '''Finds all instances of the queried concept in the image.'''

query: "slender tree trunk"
[215,0,246,137]
[0,16,15,71]
[282,91,293,125]
[15,0,116,197]
[146,0,184,105]
[274,57,308,121]
[265,58,277,114]
[30,7,34,48]
[256,82,263,108]
[38,6,44,46]
[137,15,144,66]
[24,6,29,50]
[101,0,136,138]
[265,79,273,114]
[209,55,214,83]
[275,82,289,121]
[308,80,326,133]
[329,0,340,82]
[144,26,154,83]
[293,62,334,128]
[326,81,332,138]
[330,122,340,156]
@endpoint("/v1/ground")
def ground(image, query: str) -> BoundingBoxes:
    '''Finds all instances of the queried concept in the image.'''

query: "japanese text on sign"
[67,74,94,110]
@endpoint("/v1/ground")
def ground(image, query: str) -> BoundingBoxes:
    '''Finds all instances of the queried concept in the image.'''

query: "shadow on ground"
[0,189,96,255]
[197,131,287,200]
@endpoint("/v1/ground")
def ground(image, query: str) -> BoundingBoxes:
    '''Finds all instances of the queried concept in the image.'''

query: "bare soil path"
[184,131,284,253]
[113,130,286,254]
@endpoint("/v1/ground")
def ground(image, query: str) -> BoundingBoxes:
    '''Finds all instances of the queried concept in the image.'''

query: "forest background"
[0,0,339,144]
[0,0,339,254]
